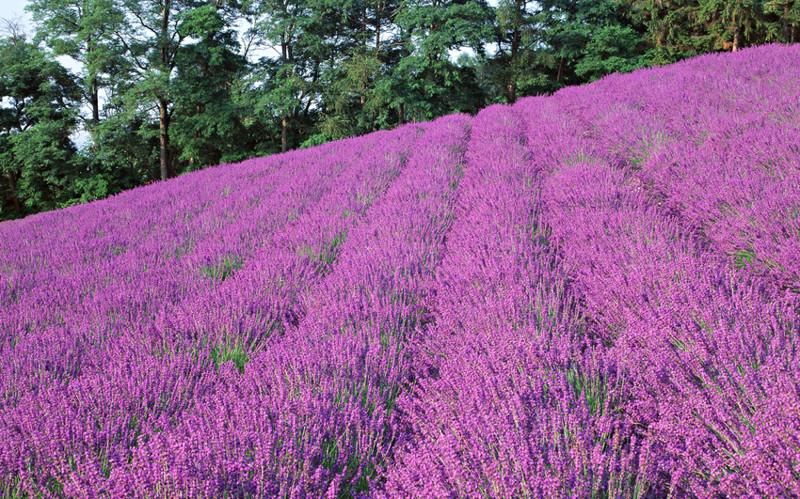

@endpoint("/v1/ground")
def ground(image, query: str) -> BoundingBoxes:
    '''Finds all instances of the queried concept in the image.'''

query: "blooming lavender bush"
[1,44,799,497]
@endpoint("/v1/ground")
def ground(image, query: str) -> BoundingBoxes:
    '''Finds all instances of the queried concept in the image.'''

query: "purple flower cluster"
[1,44,799,497]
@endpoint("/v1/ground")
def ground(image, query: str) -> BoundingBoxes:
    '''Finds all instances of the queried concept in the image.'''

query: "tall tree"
[0,31,83,219]
[172,3,252,168]
[27,0,125,130]
[764,0,800,42]
[698,0,765,51]
[113,0,199,180]
[537,0,650,86]
[492,0,540,103]
[248,0,317,152]
[390,0,493,121]
[309,0,404,139]
[625,0,709,63]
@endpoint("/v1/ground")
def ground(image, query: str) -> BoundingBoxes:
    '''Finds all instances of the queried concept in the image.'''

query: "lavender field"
[2,44,800,497]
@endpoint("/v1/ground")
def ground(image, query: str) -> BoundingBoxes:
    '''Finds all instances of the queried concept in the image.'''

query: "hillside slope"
[1,44,800,497]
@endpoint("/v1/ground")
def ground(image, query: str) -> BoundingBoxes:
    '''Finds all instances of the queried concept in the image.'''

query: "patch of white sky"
[2,0,31,32]
[1,0,500,147]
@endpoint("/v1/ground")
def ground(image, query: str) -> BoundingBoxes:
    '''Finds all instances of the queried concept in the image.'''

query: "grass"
[201,255,243,281]
[299,232,346,276]
[210,341,250,374]
[733,248,756,269]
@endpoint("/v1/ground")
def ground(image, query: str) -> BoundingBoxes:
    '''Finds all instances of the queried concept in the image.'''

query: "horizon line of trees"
[2,0,798,221]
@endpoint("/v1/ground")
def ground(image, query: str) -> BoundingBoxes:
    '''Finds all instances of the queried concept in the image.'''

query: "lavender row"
[73,114,471,497]
[639,115,800,289]
[526,95,800,495]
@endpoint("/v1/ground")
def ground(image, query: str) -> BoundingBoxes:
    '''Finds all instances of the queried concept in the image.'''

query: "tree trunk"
[91,76,100,126]
[508,23,520,104]
[361,79,367,106]
[86,38,100,155]
[507,82,517,104]
[158,0,173,180]
[159,100,172,180]
[161,0,171,65]
[87,37,100,128]
[556,58,565,84]
[375,1,381,55]
[733,23,741,51]
[6,172,21,215]
[281,116,289,153]
[398,103,405,125]
[784,3,791,40]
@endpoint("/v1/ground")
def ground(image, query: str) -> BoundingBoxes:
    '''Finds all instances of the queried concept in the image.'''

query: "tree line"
[1,0,798,220]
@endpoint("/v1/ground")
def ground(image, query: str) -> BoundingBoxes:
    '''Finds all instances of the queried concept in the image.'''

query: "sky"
[2,0,85,72]
[2,0,32,32]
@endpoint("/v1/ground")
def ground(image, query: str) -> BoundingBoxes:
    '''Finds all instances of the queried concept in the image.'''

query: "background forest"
[1,0,798,221]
